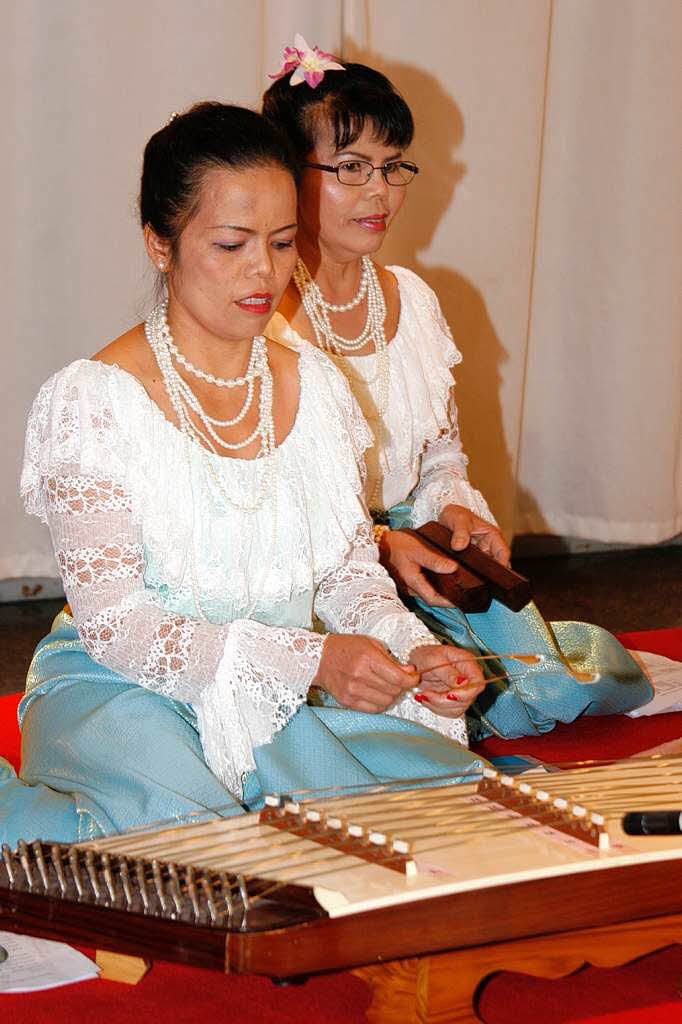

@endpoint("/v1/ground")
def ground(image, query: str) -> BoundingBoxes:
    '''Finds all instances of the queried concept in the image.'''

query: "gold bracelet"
[373,524,390,545]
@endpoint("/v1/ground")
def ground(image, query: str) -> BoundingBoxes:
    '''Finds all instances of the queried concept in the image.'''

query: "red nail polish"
[414,693,429,704]
[456,675,467,685]
[446,691,461,701]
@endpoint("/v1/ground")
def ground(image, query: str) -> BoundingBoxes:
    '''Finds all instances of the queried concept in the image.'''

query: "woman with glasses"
[262,58,652,740]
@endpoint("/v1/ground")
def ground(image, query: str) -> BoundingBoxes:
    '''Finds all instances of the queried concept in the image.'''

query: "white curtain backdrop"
[515,0,682,543]
[3,0,680,585]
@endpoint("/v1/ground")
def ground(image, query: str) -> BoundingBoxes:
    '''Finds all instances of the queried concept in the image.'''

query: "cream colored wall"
[3,1,265,578]
[517,0,682,542]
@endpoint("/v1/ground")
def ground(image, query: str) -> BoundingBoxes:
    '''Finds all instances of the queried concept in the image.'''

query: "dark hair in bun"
[140,101,298,253]
[262,62,414,157]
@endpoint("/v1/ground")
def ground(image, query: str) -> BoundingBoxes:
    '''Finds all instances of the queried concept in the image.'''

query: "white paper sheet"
[626,650,682,718]
[0,931,98,993]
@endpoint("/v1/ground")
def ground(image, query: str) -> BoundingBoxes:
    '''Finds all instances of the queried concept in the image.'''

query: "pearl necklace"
[293,257,389,410]
[294,256,383,351]
[144,302,276,513]
[158,312,259,389]
[293,257,390,509]
[144,303,280,622]
[315,263,369,313]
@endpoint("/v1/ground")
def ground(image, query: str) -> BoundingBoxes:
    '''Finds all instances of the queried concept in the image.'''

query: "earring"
[158,261,166,272]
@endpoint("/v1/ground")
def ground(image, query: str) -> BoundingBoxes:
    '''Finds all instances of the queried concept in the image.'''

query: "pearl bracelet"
[395,640,438,666]
[373,524,390,545]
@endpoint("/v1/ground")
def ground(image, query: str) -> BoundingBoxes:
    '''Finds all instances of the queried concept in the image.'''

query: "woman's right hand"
[377,529,459,608]
[313,634,419,713]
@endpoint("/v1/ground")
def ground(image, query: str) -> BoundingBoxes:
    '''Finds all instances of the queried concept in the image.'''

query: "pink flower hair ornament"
[269,34,345,88]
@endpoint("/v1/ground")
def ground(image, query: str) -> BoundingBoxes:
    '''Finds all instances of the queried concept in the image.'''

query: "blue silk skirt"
[0,611,484,848]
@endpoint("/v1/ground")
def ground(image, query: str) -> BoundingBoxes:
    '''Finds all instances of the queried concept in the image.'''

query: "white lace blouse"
[268,266,494,525]
[20,345,469,795]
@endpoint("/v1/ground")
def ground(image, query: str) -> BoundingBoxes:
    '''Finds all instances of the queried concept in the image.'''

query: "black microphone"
[622,811,682,836]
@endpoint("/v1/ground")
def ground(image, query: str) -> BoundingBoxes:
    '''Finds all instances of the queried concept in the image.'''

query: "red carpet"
[2,628,682,1022]
[1,695,20,772]
[0,963,372,1023]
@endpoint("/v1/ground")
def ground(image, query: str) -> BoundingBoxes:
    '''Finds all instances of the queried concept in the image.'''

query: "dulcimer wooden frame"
[4,754,682,1024]
[2,853,682,1023]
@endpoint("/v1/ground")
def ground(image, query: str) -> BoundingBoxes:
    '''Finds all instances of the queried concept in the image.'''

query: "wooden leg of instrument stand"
[96,950,151,985]
[353,913,682,1023]
[354,955,489,1024]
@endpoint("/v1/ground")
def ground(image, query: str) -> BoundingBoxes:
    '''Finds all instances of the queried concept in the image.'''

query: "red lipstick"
[354,214,388,232]
[236,293,273,314]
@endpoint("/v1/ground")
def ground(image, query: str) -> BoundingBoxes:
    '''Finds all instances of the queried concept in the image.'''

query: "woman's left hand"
[408,644,486,718]
[439,504,511,566]
[377,528,460,607]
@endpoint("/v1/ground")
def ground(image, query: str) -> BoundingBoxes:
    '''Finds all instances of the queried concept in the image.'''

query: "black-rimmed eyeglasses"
[303,160,419,186]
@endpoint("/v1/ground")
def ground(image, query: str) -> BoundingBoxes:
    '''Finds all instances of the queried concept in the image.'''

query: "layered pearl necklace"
[293,257,389,509]
[144,301,276,514]
[144,302,280,622]
[293,256,390,420]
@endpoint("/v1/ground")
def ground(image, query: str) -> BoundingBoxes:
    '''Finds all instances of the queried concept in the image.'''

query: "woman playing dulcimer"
[262,39,653,740]
[0,103,488,849]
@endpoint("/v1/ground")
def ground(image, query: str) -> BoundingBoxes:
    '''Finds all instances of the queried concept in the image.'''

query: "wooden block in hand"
[416,522,532,612]
[400,528,491,611]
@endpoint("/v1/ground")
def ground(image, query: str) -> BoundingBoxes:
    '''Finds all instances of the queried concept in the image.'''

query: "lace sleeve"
[313,524,469,746]
[38,468,322,789]
[20,367,324,794]
[313,522,433,662]
[411,390,496,529]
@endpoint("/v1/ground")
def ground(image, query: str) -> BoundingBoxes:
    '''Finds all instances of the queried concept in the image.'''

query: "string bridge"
[478,769,610,849]
[260,797,416,875]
